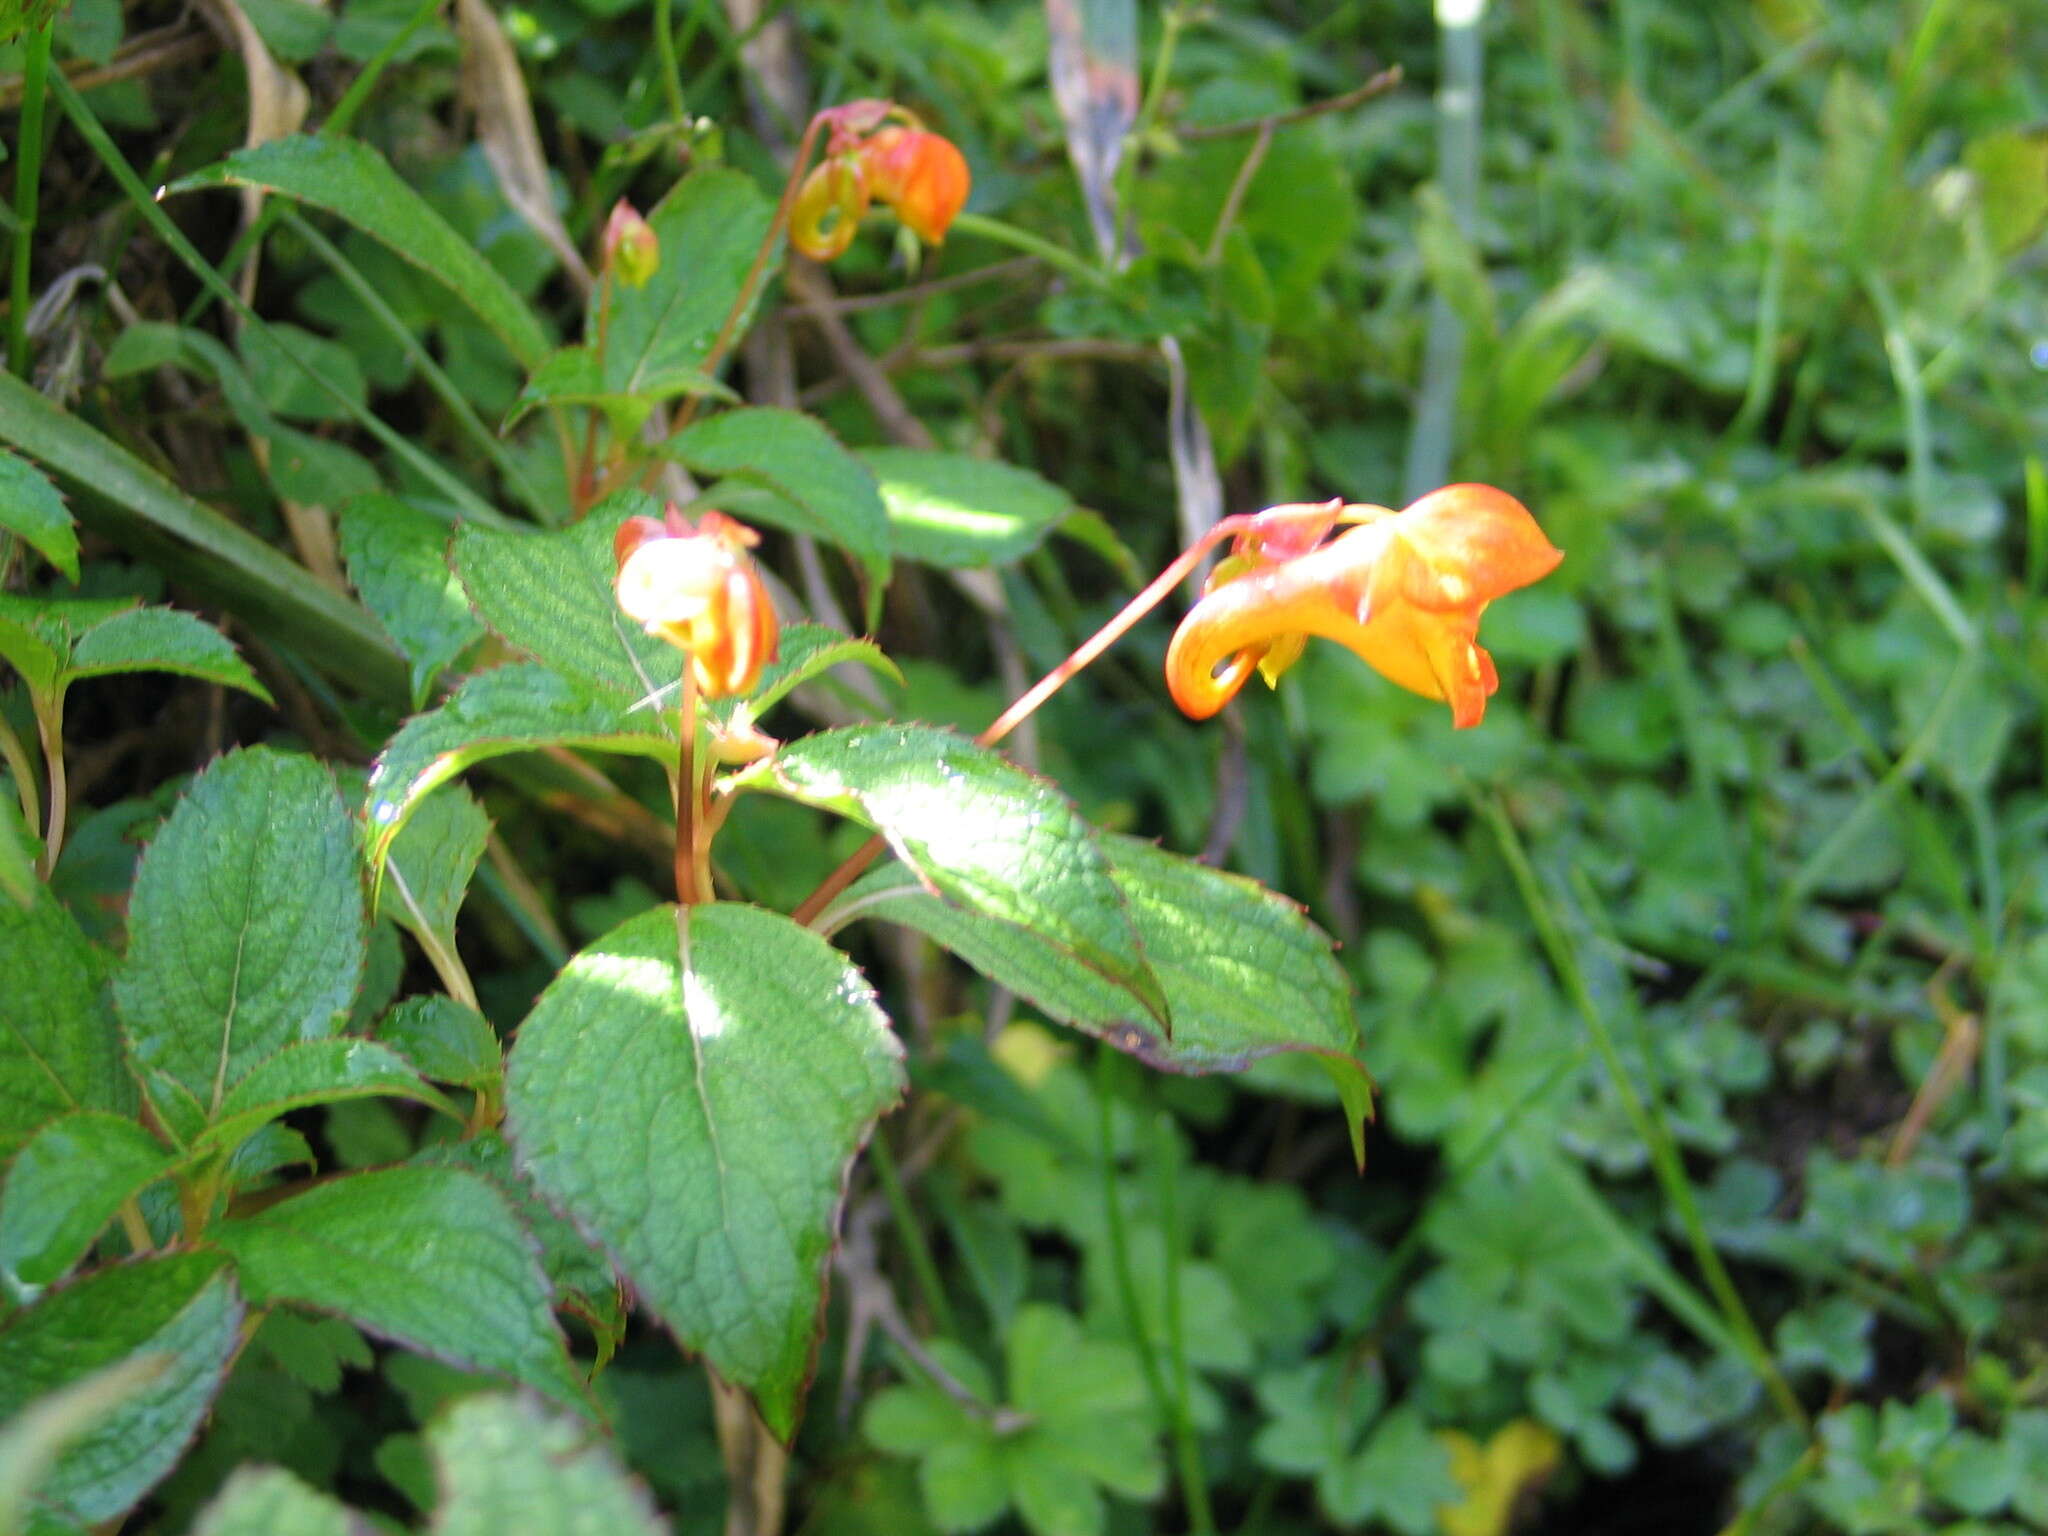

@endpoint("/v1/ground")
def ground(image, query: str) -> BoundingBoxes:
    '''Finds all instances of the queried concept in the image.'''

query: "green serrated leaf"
[0,1113,172,1286]
[604,165,776,396]
[364,663,672,870]
[0,885,128,1161]
[0,1357,171,1536]
[251,1310,372,1394]
[843,832,1370,1160]
[213,1166,583,1407]
[414,1132,614,1322]
[65,606,271,703]
[380,780,489,954]
[428,1393,666,1536]
[0,450,79,583]
[744,724,1165,1027]
[115,748,368,1119]
[705,622,903,731]
[0,594,84,701]
[188,1466,365,1536]
[506,903,905,1437]
[194,1038,461,1157]
[376,997,501,1092]
[666,409,890,594]
[454,496,679,703]
[337,495,483,707]
[507,344,734,434]
[860,448,1073,569]
[0,1253,242,1526]
[168,138,549,367]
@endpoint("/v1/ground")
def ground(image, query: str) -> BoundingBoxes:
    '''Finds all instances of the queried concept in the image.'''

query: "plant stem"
[1095,1051,1211,1530]
[117,1197,153,1253]
[792,513,1256,926]
[284,212,550,521]
[948,211,1109,290]
[675,665,702,905]
[1152,1108,1216,1536]
[9,17,53,377]
[32,695,65,878]
[653,0,687,125]
[1402,0,1485,499]
[867,1132,959,1340]
[0,710,42,846]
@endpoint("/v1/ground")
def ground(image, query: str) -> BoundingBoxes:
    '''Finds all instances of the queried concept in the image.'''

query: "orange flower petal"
[859,127,971,244]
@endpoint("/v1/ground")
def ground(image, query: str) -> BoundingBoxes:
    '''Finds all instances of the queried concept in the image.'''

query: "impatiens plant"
[0,61,1565,1528]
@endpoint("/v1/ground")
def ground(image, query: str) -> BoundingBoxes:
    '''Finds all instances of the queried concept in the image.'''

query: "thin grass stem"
[8,17,53,378]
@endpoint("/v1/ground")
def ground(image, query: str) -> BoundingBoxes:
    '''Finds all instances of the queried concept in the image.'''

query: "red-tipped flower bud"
[602,200,660,288]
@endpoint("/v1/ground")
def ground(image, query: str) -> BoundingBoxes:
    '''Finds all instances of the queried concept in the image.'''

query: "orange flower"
[788,103,970,262]
[790,154,871,263]
[614,507,780,699]
[858,126,970,245]
[1165,485,1562,729]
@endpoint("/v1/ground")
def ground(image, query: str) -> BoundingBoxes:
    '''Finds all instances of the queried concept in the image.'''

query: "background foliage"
[2,0,2046,1533]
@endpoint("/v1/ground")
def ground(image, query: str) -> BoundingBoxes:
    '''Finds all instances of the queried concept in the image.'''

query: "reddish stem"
[588,112,832,506]
[675,666,702,905]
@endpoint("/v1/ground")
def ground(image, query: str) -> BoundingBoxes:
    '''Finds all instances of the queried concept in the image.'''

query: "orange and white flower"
[614,507,780,699]
[1165,484,1563,729]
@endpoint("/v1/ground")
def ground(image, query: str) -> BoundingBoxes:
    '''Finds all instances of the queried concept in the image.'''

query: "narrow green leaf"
[0,373,409,705]
[114,747,368,1117]
[507,903,905,1437]
[100,322,384,511]
[380,780,490,954]
[428,1393,666,1536]
[337,494,484,707]
[0,886,128,1162]
[168,137,550,368]
[604,165,776,395]
[841,833,1370,1160]
[0,1253,242,1525]
[364,663,672,869]
[743,724,1166,1027]
[454,495,680,703]
[375,997,500,1092]
[64,607,271,703]
[0,1357,171,1536]
[189,1467,366,1536]
[213,1166,582,1406]
[0,594,80,700]
[666,408,890,592]
[0,1112,172,1286]
[0,449,77,582]
[860,448,1073,569]
[194,1038,462,1156]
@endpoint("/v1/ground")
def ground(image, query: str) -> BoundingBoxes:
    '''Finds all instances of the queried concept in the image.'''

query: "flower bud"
[614,507,780,699]
[602,200,660,288]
